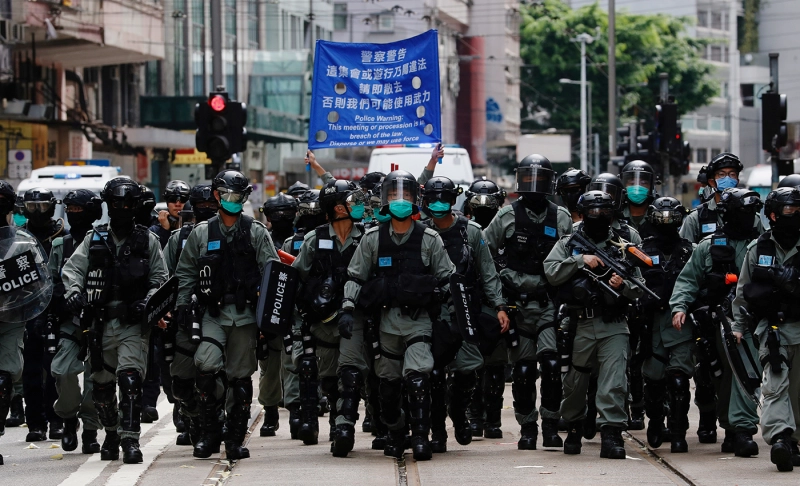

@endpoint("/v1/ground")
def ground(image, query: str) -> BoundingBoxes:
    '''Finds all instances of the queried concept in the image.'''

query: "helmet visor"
[515,166,555,195]
[468,194,500,210]
[622,171,654,190]
[298,201,321,216]
[649,209,683,225]
[587,181,621,208]
[23,201,54,214]
[107,184,139,199]
[267,209,297,221]
[381,178,417,207]
[780,205,800,216]
[584,207,614,219]
[216,187,249,204]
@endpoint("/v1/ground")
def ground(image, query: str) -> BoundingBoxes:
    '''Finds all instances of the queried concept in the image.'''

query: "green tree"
[519,0,718,162]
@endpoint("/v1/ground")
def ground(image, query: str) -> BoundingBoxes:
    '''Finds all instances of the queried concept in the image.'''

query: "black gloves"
[66,293,88,315]
[173,305,191,331]
[338,310,355,340]
[129,299,147,323]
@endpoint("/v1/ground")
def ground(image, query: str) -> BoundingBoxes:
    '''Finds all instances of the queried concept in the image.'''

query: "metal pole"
[211,0,223,88]
[594,132,600,176]
[588,82,592,171]
[769,52,779,92]
[580,38,587,172]
[201,1,208,95]
[608,0,616,164]
[659,73,668,103]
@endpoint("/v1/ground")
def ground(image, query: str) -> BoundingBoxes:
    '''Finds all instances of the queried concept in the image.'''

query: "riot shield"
[256,260,299,338]
[449,273,480,344]
[715,306,761,408]
[0,226,53,323]
[143,276,178,328]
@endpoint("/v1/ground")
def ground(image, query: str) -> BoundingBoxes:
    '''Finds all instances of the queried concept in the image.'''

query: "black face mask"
[296,214,327,233]
[772,214,800,249]
[652,224,681,252]
[520,194,548,213]
[27,213,53,228]
[722,210,755,240]
[134,209,152,227]
[67,212,96,238]
[582,216,611,242]
[270,219,295,243]
[561,193,582,213]
[193,207,217,223]
[108,208,136,237]
[472,207,498,229]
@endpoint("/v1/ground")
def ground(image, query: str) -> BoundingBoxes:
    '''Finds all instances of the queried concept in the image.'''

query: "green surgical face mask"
[220,200,243,215]
[12,214,27,226]
[375,212,392,223]
[428,200,451,218]
[626,185,649,205]
[349,203,365,220]
[388,200,413,219]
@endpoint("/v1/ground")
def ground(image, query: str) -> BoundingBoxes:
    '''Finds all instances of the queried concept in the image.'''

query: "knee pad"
[668,372,690,393]
[92,380,117,404]
[404,371,429,402]
[118,370,142,396]
[230,377,254,404]
[320,376,339,396]
[429,367,446,391]
[512,360,538,387]
[195,371,219,400]
[338,366,361,391]
[298,356,318,380]
[171,376,196,402]
[484,365,506,397]
[538,353,560,383]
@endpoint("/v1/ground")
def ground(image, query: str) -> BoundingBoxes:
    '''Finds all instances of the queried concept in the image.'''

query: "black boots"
[518,423,538,450]
[483,366,505,439]
[449,371,476,446]
[468,368,485,438]
[512,361,538,450]
[100,430,121,461]
[260,405,279,437]
[539,354,563,448]
[667,373,690,453]
[644,378,667,449]
[429,368,447,453]
[194,372,222,459]
[26,425,47,442]
[771,429,794,472]
[331,424,356,457]
[82,429,101,454]
[331,367,362,457]
[6,394,24,427]
[320,376,340,442]
[224,378,252,461]
[600,426,626,459]
[406,372,432,461]
[541,419,562,448]
[121,438,143,464]
[288,405,301,440]
[697,410,718,444]
[380,378,404,456]
[298,356,320,445]
[564,421,583,455]
[62,417,80,452]
[49,419,64,440]
[734,431,759,458]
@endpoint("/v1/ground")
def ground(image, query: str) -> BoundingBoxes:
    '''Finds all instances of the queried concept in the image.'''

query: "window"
[709,117,724,131]
[711,11,723,30]
[291,15,300,49]
[282,10,289,50]
[247,0,259,49]
[249,75,305,115]
[378,14,394,31]
[334,3,347,31]
[225,61,236,99]
[224,0,236,49]
[145,61,160,96]
[192,53,205,96]
[710,45,723,62]
[697,116,708,130]
[680,116,695,129]
[721,82,728,98]
[174,0,187,95]
[697,11,708,27]
[191,0,204,48]
[697,148,708,164]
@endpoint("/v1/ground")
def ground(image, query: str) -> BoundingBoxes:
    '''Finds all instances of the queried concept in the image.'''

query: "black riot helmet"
[63,189,102,222]
[422,176,462,218]
[361,172,386,190]
[0,180,17,216]
[212,170,251,216]
[286,181,310,199]
[189,183,217,222]
[140,186,156,212]
[465,179,505,211]
[621,160,656,206]
[163,180,191,203]
[717,187,763,215]
[102,177,141,208]
[778,174,800,189]
[765,187,800,220]
[556,168,591,212]
[707,152,744,177]
[645,196,687,229]
[22,187,57,220]
[587,173,625,211]
[515,154,555,195]
[262,192,298,221]
[297,189,322,216]
[577,190,615,219]
[379,170,420,216]
[320,179,363,221]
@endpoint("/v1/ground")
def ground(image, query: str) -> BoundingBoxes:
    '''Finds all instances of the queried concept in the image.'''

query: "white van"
[368,144,475,208]
[17,165,121,226]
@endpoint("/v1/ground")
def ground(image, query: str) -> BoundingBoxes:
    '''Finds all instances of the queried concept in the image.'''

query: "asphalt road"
[0,375,793,485]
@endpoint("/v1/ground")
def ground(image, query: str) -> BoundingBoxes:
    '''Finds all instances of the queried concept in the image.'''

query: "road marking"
[56,398,173,486]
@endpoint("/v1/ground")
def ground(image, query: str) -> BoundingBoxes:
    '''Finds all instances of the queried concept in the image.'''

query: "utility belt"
[102,302,132,322]
[504,285,550,307]
[568,306,624,322]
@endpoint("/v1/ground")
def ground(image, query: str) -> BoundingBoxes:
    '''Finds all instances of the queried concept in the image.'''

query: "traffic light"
[668,126,690,177]
[762,92,788,152]
[616,126,632,156]
[195,89,248,164]
[655,102,678,152]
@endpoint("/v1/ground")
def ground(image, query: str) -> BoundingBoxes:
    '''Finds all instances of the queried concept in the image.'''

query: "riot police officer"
[21,187,65,441]
[287,181,311,199]
[483,154,573,449]
[258,192,300,438]
[671,187,761,457]
[50,190,103,454]
[555,168,591,223]
[360,172,385,227]
[343,170,454,461]
[778,174,800,189]
[163,184,218,447]
[544,190,645,459]
[733,187,800,471]
[174,170,279,460]
[292,179,369,456]
[135,186,157,227]
[62,177,168,464]
[421,176,509,453]
[151,180,191,248]
[619,160,658,237]
[463,179,506,229]
[587,173,642,244]
[638,197,695,453]
[680,153,763,243]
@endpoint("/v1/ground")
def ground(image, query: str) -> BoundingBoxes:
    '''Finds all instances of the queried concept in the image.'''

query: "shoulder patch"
[252,220,267,229]
[422,227,440,238]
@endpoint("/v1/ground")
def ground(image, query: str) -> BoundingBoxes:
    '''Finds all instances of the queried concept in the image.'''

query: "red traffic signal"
[210,95,226,112]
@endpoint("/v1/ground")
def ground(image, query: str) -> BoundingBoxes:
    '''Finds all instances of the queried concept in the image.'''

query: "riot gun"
[568,231,660,301]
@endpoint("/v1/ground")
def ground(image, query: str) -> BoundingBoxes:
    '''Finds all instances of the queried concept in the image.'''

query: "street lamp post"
[572,33,594,173]
[560,78,592,173]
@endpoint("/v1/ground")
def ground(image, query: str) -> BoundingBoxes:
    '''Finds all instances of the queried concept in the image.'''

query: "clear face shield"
[583,207,614,220]
[648,209,684,226]
[587,181,622,210]
[216,187,250,204]
[515,166,555,195]
[380,178,417,208]
[468,194,501,210]
[621,171,654,191]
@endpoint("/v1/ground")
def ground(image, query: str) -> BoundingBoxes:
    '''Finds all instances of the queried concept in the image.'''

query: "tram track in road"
[204,406,264,486]
[624,431,697,486]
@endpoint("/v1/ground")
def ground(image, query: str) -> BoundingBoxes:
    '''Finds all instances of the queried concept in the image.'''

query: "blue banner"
[308,30,441,149]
